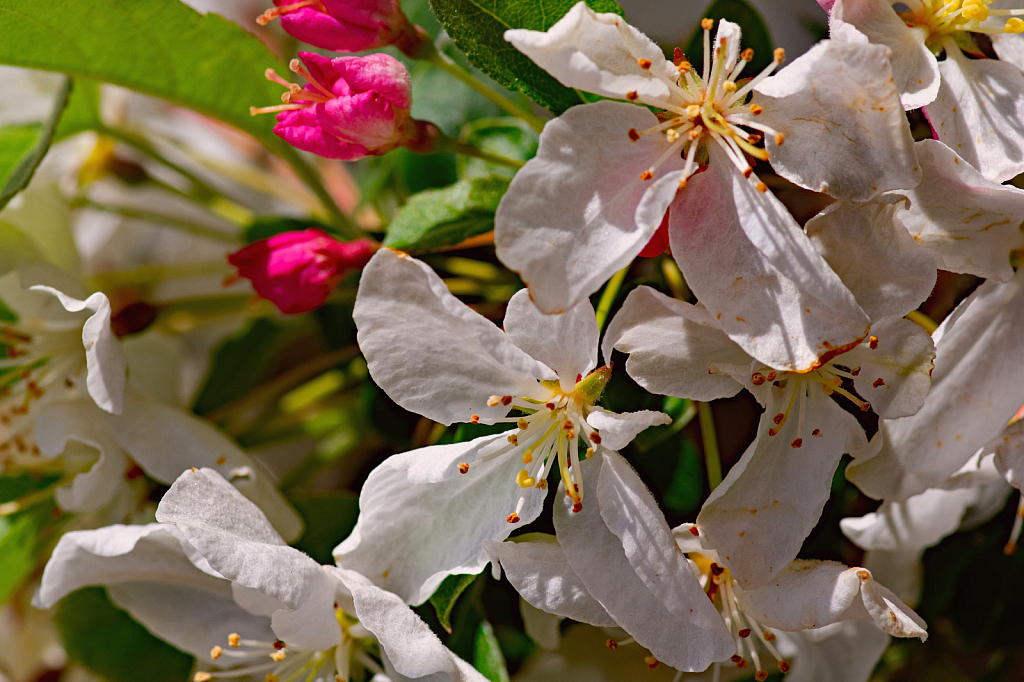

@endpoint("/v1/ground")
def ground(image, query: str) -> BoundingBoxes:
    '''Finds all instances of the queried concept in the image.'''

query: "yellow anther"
[640,170,654,180]
[459,462,470,474]
[536,479,548,489]
[724,80,737,93]
[585,447,594,459]
[701,18,714,29]
[686,104,701,119]
[228,633,241,647]
[1007,17,1024,31]
[689,127,703,140]
[741,48,754,61]
[271,650,286,662]
[507,513,521,523]
[194,674,213,682]
[666,128,680,143]
[756,182,768,193]
[470,414,480,424]
[637,58,652,69]
[677,60,692,73]
[749,103,763,115]
[487,395,501,407]
[775,133,785,146]
[210,645,223,660]
[507,433,519,445]
[522,449,534,463]
[869,335,879,349]
[517,418,529,430]
[517,469,537,488]
[774,47,785,63]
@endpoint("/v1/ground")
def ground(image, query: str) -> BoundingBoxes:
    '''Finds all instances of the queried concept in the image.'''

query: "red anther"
[506,513,520,523]
[640,170,654,180]
[772,413,785,425]
[755,672,768,681]
[768,427,780,437]
[710,563,724,576]
[563,420,574,430]
[628,128,640,142]
[860,402,872,412]
[572,501,583,513]
[688,526,700,536]
[873,378,885,388]
[751,372,766,386]
[546,402,556,410]
[730,655,744,664]
[589,432,602,444]
[273,640,286,650]
[576,373,582,382]
[458,463,469,474]
[626,91,639,100]
[606,638,618,650]
[673,47,685,66]
[812,429,822,437]
[778,660,791,673]
[851,367,861,376]
[742,166,753,178]
[638,58,652,69]
[738,628,752,638]
[501,395,513,406]
[766,372,777,381]
[470,414,480,424]
[791,438,803,448]
[868,335,879,349]
[763,631,776,642]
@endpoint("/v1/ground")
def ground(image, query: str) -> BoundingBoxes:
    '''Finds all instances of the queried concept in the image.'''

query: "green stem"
[698,401,722,491]
[278,145,364,241]
[98,126,223,203]
[595,266,629,333]
[74,198,242,245]
[426,50,546,133]
[435,136,524,170]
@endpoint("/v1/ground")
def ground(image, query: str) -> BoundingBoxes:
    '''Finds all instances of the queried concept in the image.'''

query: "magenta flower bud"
[250,52,436,161]
[256,0,429,56]
[228,229,377,314]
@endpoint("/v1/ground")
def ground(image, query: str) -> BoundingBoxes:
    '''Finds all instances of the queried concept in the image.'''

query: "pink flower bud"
[228,229,377,314]
[251,52,432,161]
[256,0,429,56]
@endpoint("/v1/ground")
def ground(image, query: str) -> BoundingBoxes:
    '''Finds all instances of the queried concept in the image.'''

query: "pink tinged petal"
[322,53,412,108]
[668,145,869,372]
[504,2,676,105]
[320,0,404,29]
[603,286,747,401]
[754,39,921,201]
[333,434,547,606]
[584,408,670,451]
[354,249,551,426]
[898,139,1024,282]
[553,452,735,672]
[317,92,399,147]
[843,317,935,419]
[829,0,939,109]
[698,390,868,589]
[494,101,685,315]
[847,270,1024,500]
[30,286,125,414]
[736,561,927,639]
[155,468,342,651]
[806,199,936,321]
[274,107,370,160]
[483,535,617,627]
[927,47,1024,183]
[503,289,598,393]
[279,10,382,52]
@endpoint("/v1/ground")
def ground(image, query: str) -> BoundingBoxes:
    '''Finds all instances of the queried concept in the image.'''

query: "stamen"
[256,0,321,25]
[1004,493,1024,555]
[289,59,335,99]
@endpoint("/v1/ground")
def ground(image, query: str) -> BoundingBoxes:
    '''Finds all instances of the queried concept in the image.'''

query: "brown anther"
[689,526,700,536]
[507,513,521,523]
[637,58,652,69]
[501,395,513,406]
[774,47,786,62]
[273,640,286,650]
[750,104,763,115]
[640,170,654,180]
[766,371,777,381]
[518,418,529,430]
[507,434,519,445]
[756,182,768,193]
[545,402,556,410]
[627,128,641,142]
[470,414,480,424]
[763,631,776,642]
[812,428,822,437]
[743,166,753,178]
[857,569,871,580]
[606,638,618,650]
[860,402,871,412]
[194,674,213,682]
[751,372,766,386]
[774,133,785,146]
[778,660,791,673]
[710,563,725,576]
[572,500,583,513]
[791,438,803,448]
[458,462,470,474]
[589,432,602,444]
[626,91,639,101]
[741,48,755,61]
[644,656,659,669]
[738,628,752,638]
[755,672,769,681]
[673,47,685,66]
[730,655,744,664]
[747,133,763,144]
[868,335,879,349]
[773,413,785,425]
[487,395,501,407]
[228,633,241,647]
[850,366,861,376]
[536,479,548,490]
[702,18,714,29]
[872,378,886,388]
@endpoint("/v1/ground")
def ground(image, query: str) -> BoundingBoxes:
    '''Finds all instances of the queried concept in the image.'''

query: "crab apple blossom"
[256,0,431,57]
[496,4,917,361]
[824,0,1024,181]
[227,229,376,314]
[36,468,485,682]
[251,52,439,161]
[335,248,668,604]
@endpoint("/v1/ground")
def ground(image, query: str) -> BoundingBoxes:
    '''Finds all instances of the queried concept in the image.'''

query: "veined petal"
[29,286,126,414]
[897,139,1024,282]
[333,434,546,606]
[927,47,1024,183]
[495,101,685,315]
[155,468,342,651]
[829,0,939,109]
[668,145,869,372]
[784,621,890,682]
[698,390,868,589]
[755,39,920,200]
[806,199,936,321]
[843,317,935,419]
[504,289,598,393]
[847,270,1024,500]
[585,408,670,451]
[991,32,1024,71]
[603,286,747,401]
[504,2,677,105]
[354,249,550,426]
[553,452,735,671]
[483,534,616,627]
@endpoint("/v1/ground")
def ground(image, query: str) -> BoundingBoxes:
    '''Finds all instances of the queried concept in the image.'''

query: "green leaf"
[0,0,288,153]
[0,504,50,603]
[54,78,102,142]
[682,0,774,74]
[0,75,69,211]
[383,176,509,252]
[55,587,194,682]
[473,621,511,682]
[429,572,480,633]
[430,0,624,114]
[457,118,539,180]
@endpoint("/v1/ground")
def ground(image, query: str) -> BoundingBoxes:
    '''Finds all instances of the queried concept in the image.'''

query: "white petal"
[504,2,677,105]
[928,47,1024,183]
[829,0,939,109]
[495,101,685,315]
[993,419,1024,489]
[155,468,342,651]
[602,286,747,401]
[806,199,936,321]
[898,139,1024,281]
[553,452,734,671]
[585,408,670,451]
[668,147,869,372]
[856,568,928,639]
[503,289,597,392]
[755,39,920,201]
[597,452,732,641]
[354,249,549,425]
[847,270,1024,500]
[30,286,125,414]
[519,599,562,650]
[483,535,616,627]
[991,33,1024,71]
[843,317,935,419]
[698,390,868,589]
[333,434,546,606]
[784,621,890,682]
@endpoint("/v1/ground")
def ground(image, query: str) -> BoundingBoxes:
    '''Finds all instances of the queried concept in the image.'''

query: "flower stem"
[425,50,546,133]
[73,198,242,245]
[595,266,629,333]
[436,136,525,169]
[698,401,723,491]
[278,146,365,241]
